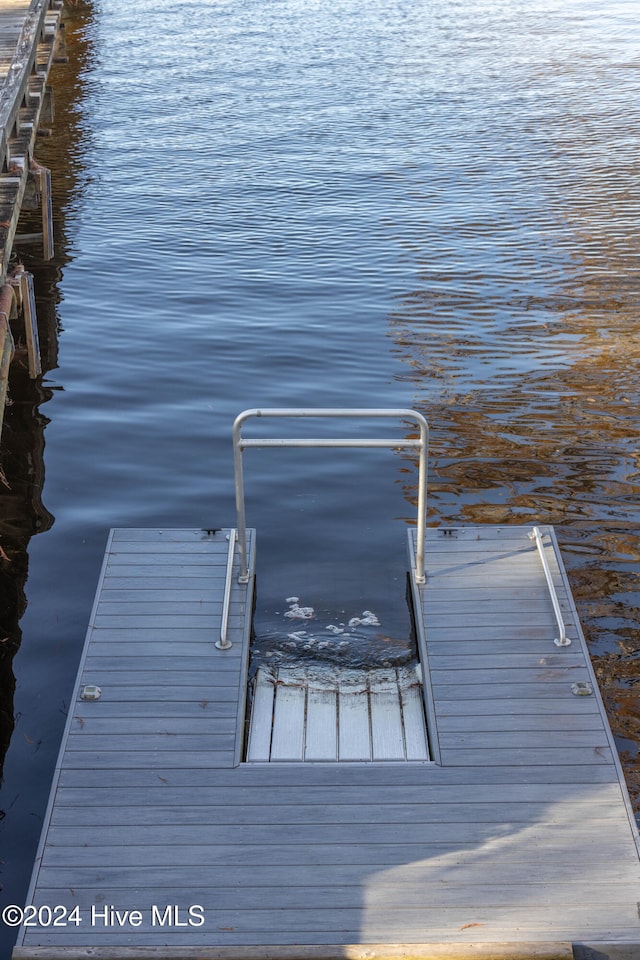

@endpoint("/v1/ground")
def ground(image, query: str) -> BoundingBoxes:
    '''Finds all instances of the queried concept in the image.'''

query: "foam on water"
[252,597,415,672]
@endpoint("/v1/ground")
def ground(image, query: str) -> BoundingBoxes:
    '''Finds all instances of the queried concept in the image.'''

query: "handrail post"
[216,528,237,649]
[231,408,429,585]
[414,413,428,584]
[232,412,251,583]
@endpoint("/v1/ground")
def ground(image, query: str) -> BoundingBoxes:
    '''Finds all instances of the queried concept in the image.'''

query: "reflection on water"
[388,0,640,794]
[0,2,97,777]
[1,0,640,950]
[0,5,96,949]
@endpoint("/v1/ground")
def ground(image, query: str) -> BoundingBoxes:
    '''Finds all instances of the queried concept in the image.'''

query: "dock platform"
[13,524,640,958]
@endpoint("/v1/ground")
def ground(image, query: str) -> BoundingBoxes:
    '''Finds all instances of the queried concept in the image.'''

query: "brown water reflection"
[390,100,640,804]
[0,3,94,778]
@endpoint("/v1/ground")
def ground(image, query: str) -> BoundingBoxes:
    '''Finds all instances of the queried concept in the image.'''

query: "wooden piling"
[0,0,64,439]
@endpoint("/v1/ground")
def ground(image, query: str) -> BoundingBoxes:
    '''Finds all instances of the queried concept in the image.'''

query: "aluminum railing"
[529,525,571,647]
[215,528,237,650]
[232,408,430,585]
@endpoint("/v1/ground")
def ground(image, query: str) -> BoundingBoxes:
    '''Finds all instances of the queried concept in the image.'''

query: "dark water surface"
[1,0,640,951]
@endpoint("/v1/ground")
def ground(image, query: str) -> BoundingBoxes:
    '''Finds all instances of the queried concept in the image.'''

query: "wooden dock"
[0,0,63,440]
[13,524,640,959]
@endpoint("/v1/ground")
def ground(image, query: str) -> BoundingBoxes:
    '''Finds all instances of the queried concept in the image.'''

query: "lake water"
[1,0,640,952]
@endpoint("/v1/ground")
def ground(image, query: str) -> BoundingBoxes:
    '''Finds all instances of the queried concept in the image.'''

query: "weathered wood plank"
[431,667,588,685]
[426,599,570,614]
[48,799,627,827]
[52,779,626,808]
[36,856,640,889]
[424,626,571,641]
[428,653,587,670]
[338,676,371,761]
[425,526,540,541]
[39,835,640,869]
[432,682,596,700]
[101,576,231,589]
[79,668,243,686]
[26,880,640,912]
[110,528,229,541]
[305,683,338,761]
[422,583,552,597]
[73,700,238,720]
[11,935,640,951]
[435,697,603,717]
[437,713,605,732]
[108,540,232,554]
[83,655,242,672]
[103,553,230,566]
[94,600,246,616]
[65,734,234,753]
[400,682,430,761]
[439,730,612,749]
[45,817,635,846]
[87,640,245,658]
[9,942,577,960]
[57,750,237,769]
[92,614,245,629]
[245,670,275,761]
[69,716,236,735]
[103,563,230,576]
[270,677,305,761]
[426,612,559,627]
[57,761,621,788]
[440,747,614,766]
[430,560,565,579]
[98,589,230,603]
[17,901,640,939]
[71,686,240,702]
[90,621,247,639]
[369,674,405,760]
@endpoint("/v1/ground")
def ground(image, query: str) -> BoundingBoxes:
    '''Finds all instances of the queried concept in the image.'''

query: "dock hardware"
[530,525,571,646]
[232,407,429,585]
[215,528,237,650]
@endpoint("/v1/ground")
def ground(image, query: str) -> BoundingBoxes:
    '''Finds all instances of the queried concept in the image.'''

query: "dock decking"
[13,525,640,958]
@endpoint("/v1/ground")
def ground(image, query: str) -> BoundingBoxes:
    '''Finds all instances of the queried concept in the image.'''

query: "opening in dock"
[244,584,431,763]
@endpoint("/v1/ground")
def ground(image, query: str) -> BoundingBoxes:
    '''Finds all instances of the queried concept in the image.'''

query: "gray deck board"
[55,760,622,785]
[35,861,640,889]
[39,837,640,869]
[51,780,626,805]
[15,525,640,958]
[47,801,626,828]
[48,820,637,847]
[25,887,640,916]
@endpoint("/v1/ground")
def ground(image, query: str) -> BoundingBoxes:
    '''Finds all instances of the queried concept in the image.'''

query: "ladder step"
[246,664,429,763]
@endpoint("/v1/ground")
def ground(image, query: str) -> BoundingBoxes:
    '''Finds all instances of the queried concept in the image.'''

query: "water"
[1,0,640,952]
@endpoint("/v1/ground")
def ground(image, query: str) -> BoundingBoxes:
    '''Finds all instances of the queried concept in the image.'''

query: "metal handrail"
[529,526,571,647]
[232,408,430,585]
[215,528,237,650]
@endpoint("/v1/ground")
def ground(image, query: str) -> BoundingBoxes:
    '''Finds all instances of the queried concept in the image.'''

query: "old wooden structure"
[0,0,63,438]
